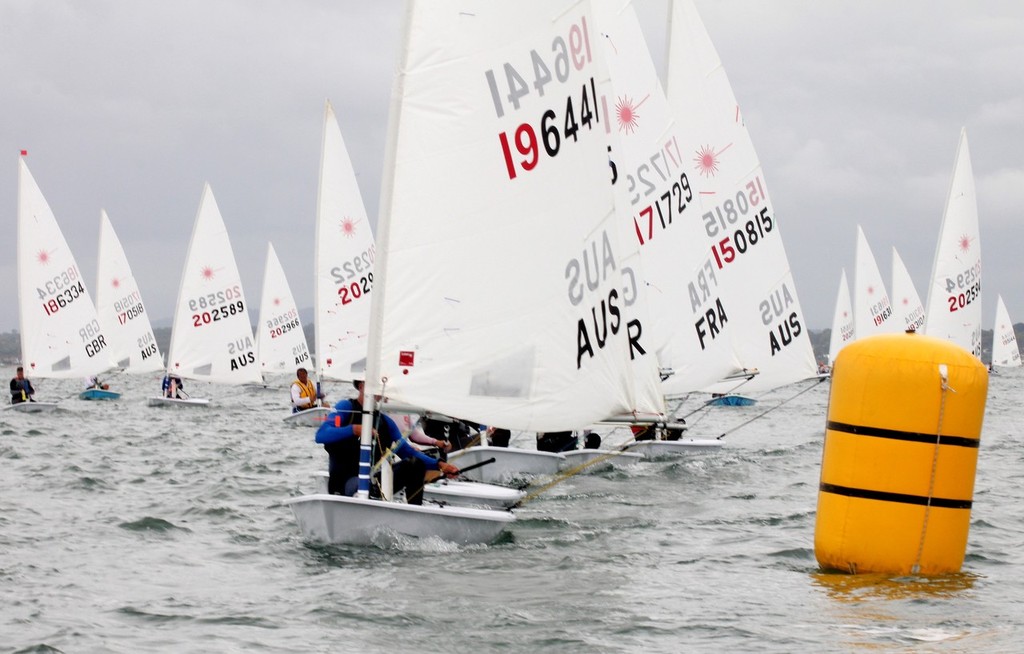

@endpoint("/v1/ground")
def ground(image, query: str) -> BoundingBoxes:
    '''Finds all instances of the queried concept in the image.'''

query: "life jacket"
[292,378,317,407]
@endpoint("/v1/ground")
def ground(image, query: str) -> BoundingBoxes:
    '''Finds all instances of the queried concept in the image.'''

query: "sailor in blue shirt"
[316,380,458,503]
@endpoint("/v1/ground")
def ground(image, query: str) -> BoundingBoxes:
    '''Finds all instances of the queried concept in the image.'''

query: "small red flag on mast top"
[20,150,27,156]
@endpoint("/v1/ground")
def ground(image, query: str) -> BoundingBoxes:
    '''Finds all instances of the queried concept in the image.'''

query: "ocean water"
[2,369,1022,653]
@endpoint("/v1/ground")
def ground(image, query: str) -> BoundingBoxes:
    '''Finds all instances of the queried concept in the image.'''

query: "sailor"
[84,375,109,390]
[316,379,459,504]
[161,374,185,399]
[9,366,36,404]
[290,367,326,413]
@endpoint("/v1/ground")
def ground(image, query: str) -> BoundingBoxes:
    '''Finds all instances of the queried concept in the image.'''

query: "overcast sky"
[2,1,1022,335]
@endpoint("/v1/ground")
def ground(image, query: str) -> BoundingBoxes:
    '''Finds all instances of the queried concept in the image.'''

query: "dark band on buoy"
[826,421,979,449]
[819,482,972,509]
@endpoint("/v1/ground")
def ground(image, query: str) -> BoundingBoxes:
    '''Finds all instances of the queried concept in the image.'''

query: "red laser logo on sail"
[341,217,357,238]
[692,145,724,178]
[615,96,643,134]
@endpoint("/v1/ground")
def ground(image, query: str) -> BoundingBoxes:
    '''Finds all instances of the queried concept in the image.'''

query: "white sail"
[165,184,261,384]
[16,158,112,378]
[924,129,982,358]
[587,0,705,417]
[255,242,311,375]
[314,100,376,382]
[827,269,854,365]
[991,295,1021,368]
[365,1,650,432]
[589,0,730,403]
[95,210,163,373]
[890,247,925,333]
[666,0,817,393]
[853,225,897,339]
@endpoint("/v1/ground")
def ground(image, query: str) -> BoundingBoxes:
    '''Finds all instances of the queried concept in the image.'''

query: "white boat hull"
[448,446,565,484]
[423,479,524,509]
[627,439,724,458]
[284,493,515,546]
[3,401,59,413]
[147,396,211,408]
[560,448,643,471]
[284,407,331,427]
[312,471,522,510]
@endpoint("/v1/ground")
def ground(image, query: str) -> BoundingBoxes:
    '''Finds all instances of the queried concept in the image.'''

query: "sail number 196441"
[486,16,599,180]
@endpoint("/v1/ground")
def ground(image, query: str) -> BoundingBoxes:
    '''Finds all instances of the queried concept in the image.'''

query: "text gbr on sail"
[80,318,107,358]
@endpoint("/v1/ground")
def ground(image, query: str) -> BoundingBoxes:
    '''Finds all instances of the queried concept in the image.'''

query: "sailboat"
[646,0,816,416]
[286,1,653,545]
[253,243,321,424]
[826,269,854,367]
[148,184,261,407]
[300,100,379,425]
[313,100,376,388]
[89,210,165,400]
[991,295,1022,368]
[853,225,897,339]
[306,101,530,503]
[891,247,925,334]
[8,156,113,413]
[924,129,982,358]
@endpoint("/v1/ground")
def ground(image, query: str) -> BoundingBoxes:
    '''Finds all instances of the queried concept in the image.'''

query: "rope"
[912,367,956,574]
[715,376,827,440]
[519,438,639,505]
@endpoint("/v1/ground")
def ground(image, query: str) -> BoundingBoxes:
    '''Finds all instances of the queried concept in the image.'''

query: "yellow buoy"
[814,332,987,574]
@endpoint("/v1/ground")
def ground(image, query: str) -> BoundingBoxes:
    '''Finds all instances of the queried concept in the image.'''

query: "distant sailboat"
[890,247,925,333]
[254,243,324,424]
[991,295,1022,368]
[853,225,897,339]
[924,129,982,358]
[8,157,113,412]
[149,184,261,407]
[827,269,854,366]
[255,243,310,375]
[313,100,376,387]
[90,209,164,399]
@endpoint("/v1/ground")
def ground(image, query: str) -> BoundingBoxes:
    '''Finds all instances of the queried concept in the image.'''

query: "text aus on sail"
[566,229,646,370]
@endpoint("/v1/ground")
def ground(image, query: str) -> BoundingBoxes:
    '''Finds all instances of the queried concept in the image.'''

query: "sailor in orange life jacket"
[316,379,459,503]
[291,367,327,413]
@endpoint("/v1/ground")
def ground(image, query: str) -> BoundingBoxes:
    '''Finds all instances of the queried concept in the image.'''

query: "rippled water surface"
[2,370,1022,652]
